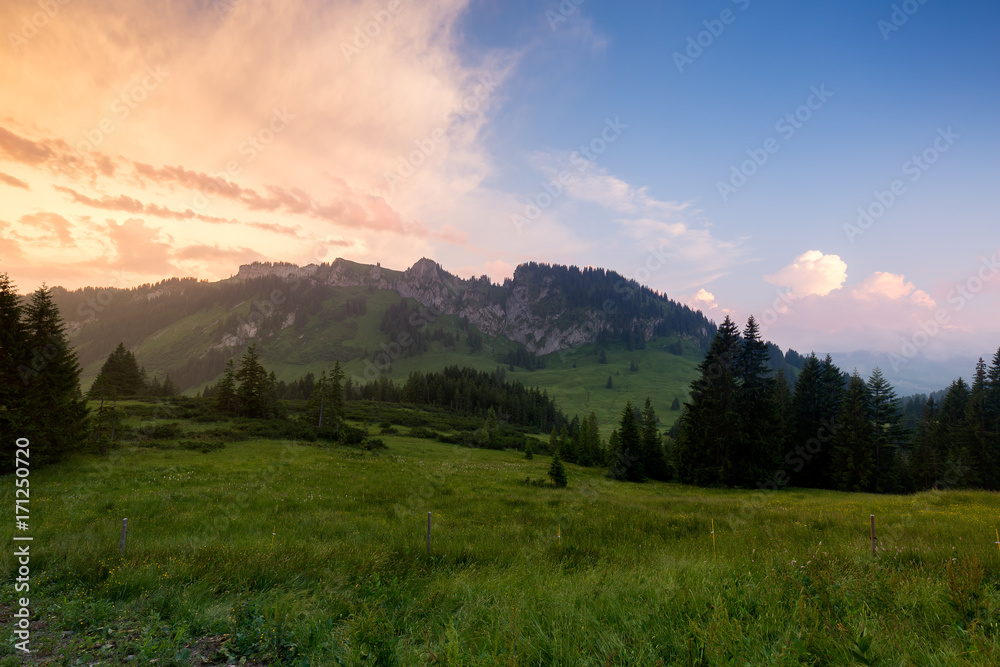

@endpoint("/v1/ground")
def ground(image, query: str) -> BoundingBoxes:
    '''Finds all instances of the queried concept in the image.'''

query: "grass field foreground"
[3,430,1000,665]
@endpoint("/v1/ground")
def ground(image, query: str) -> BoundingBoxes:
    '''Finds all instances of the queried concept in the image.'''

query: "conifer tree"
[88,342,146,398]
[236,344,270,418]
[674,316,741,485]
[772,368,792,460]
[830,371,875,492]
[0,273,26,473]
[985,348,1000,488]
[548,449,567,487]
[735,315,778,486]
[867,367,906,492]
[909,397,941,489]
[641,398,668,481]
[606,429,625,480]
[578,415,592,467]
[216,359,237,415]
[586,412,602,465]
[937,378,972,487]
[618,399,644,482]
[20,286,88,465]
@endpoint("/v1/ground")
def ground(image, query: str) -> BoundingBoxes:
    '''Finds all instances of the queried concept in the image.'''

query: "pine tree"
[641,397,668,481]
[830,371,875,492]
[674,316,741,485]
[606,429,625,480]
[937,378,972,487]
[910,397,940,489]
[586,412,602,465]
[20,286,89,466]
[772,368,792,461]
[548,449,567,488]
[735,315,778,486]
[578,415,592,467]
[216,359,237,415]
[0,273,27,473]
[235,344,270,418]
[88,342,146,398]
[670,397,681,410]
[525,442,534,460]
[985,348,1000,488]
[867,367,906,492]
[617,399,644,482]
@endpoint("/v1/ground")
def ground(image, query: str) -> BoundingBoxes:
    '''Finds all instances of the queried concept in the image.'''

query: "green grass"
[3,418,999,665]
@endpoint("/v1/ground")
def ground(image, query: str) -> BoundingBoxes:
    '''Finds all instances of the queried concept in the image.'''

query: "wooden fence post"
[870,514,877,556]
[119,517,128,554]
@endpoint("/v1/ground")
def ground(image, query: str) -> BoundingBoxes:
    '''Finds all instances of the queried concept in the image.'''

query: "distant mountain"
[825,350,980,395]
[50,257,745,427]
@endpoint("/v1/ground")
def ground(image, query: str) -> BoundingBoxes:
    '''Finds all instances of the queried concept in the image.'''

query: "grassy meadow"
[3,413,1000,665]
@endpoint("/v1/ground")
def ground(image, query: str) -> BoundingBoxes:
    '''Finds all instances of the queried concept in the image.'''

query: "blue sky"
[0,0,997,379]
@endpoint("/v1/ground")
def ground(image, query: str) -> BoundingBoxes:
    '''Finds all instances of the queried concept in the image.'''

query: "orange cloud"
[0,171,29,189]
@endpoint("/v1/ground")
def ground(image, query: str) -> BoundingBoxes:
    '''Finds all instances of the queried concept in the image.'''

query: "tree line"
[1,275,88,471]
[672,315,1000,492]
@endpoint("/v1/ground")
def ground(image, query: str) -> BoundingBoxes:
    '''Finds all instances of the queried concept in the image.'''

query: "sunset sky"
[1,0,998,367]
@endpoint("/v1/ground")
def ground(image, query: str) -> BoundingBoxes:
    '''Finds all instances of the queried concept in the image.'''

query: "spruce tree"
[867,367,906,492]
[641,398,668,481]
[89,342,146,398]
[674,315,741,485]
[586,412,602,465]
[937,378,972,487]
[909,397,941,489]
[0,273,26,473]
[618,399,644,482]
[236,344,269,418]
[985,348,1000,488]
[736,315,777,486]
[830,371,875,492]
[20,286,88,465]
[606,429,625,480]
[216,359,237,415]
[548,449,567,487]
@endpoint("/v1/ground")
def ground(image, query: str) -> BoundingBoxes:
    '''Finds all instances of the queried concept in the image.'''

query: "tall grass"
[3,433,999,665]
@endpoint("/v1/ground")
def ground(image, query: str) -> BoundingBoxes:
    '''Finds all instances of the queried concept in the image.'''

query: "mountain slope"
[53,257,737,430]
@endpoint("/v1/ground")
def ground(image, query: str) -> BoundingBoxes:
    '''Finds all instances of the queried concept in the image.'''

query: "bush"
[338,424,367,446]
[363,438,388,451]
[408,427,439,439]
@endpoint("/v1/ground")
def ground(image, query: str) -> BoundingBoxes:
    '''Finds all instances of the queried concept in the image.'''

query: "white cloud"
[764,250,847,298]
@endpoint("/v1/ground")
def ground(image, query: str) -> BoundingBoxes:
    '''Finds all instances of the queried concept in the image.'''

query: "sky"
[1,0,998,377]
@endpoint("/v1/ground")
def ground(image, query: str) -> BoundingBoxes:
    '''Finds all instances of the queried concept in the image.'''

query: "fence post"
[119,518,128,554]
[870,514,877,556]
[427,512,432,557]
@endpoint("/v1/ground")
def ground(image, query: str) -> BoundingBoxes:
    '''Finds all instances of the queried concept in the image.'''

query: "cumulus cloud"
[764,250,847,298]
[852,271,935,308]
[688,288,718,310]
